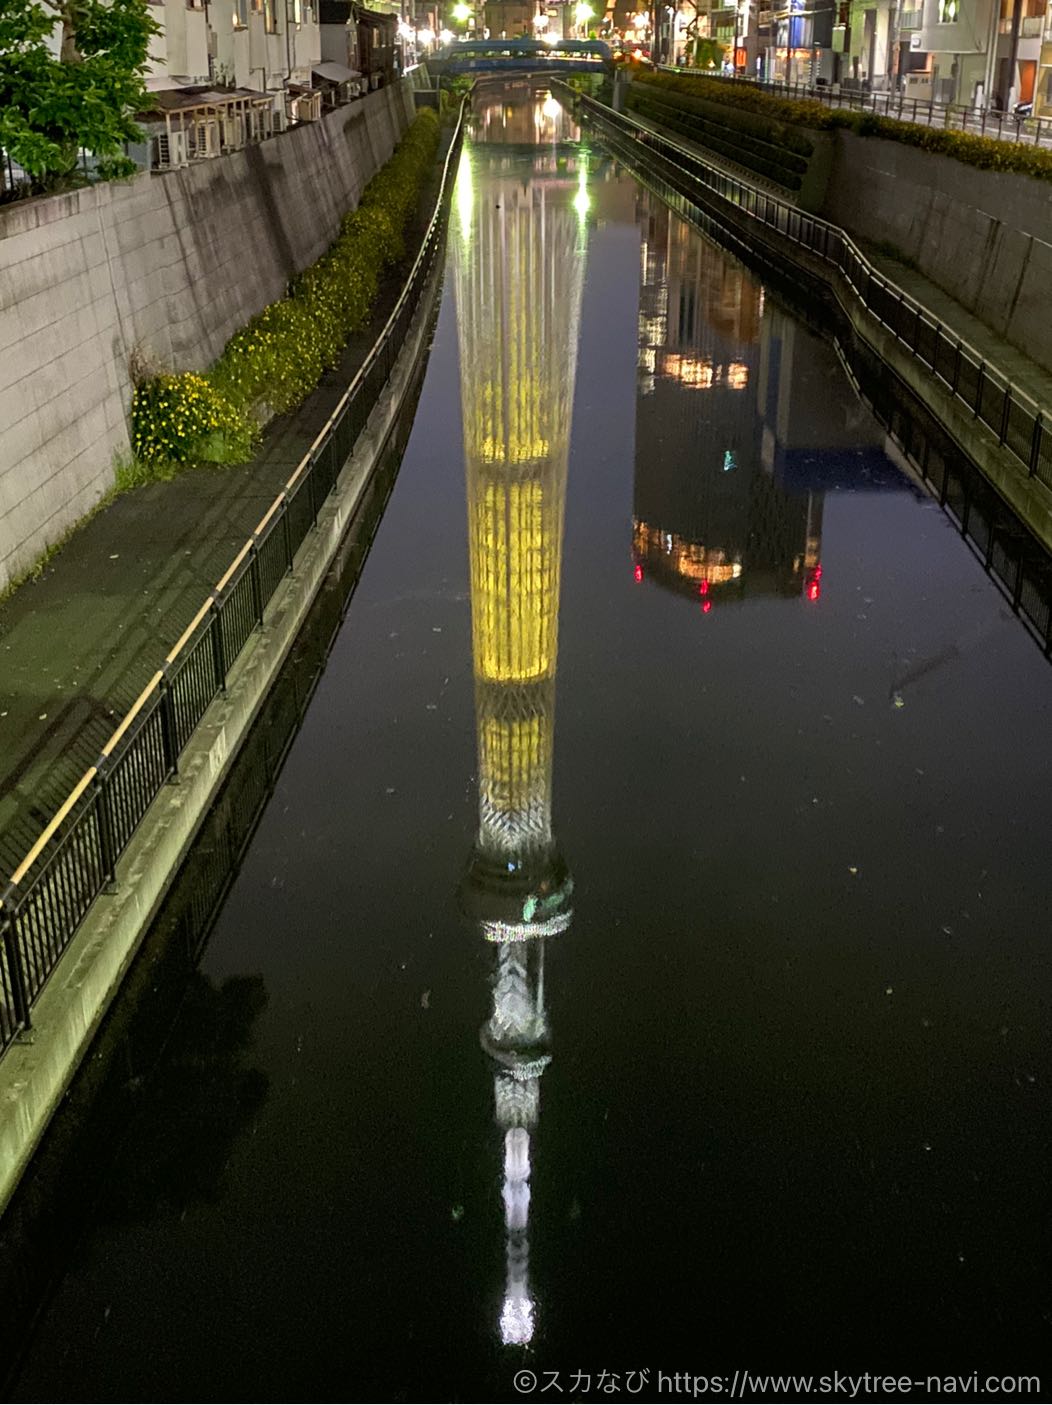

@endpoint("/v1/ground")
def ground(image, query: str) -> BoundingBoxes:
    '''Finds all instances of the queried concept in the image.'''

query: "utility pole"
[885,0,898,93]
[1004,0,1024,109]
[980,0,999,107]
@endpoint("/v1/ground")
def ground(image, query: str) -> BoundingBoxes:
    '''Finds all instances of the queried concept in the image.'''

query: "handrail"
[584,93,1045,426]
[0,92,471,1053]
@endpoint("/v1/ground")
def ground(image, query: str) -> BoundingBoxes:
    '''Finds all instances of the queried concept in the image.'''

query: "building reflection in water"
[453,87,587,1347]
[632,196,890,610]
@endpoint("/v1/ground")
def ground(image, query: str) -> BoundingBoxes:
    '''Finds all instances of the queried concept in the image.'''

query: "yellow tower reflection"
[454,91,587,1348]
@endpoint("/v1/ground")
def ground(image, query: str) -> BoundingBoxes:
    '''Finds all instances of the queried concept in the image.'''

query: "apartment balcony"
[999,14,1045,36]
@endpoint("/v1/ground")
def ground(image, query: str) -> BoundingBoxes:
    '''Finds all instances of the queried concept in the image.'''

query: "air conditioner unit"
[156,128,190,168]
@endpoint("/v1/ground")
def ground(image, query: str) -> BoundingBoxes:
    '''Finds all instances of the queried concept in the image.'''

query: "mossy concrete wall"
[0,81,415,595]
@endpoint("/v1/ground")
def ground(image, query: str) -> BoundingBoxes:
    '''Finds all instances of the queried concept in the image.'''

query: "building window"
[938,0,958,19]
[264,0,278,29]
[232,0,248,24]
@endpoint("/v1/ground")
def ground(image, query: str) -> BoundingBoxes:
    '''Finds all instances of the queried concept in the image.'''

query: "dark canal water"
[10,88,1052,1402]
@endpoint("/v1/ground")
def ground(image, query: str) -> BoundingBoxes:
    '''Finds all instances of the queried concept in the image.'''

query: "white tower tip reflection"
[454,89,588,1349]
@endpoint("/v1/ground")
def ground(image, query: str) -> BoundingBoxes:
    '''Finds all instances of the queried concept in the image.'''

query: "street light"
[453,1,472,19]
[574,1,593,34]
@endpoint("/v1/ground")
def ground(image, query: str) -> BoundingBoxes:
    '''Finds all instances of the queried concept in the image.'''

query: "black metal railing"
[581,95,1050,490]
[657,67,1052,149]
[0,96,468,1058]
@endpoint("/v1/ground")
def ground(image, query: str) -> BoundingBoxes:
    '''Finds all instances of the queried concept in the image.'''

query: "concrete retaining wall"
[823,131,1052,376]
[0,81,416,594]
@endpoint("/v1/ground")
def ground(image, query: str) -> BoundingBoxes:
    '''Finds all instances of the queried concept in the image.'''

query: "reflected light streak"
[456,147,473,248]
[573,158,590,222]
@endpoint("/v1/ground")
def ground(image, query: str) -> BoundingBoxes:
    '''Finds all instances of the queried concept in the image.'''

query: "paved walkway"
[0,177,443,879]
[863,248,1052,411]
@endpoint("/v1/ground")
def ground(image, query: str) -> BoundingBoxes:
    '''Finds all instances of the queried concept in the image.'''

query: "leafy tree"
[0,0,157,186]
[693,35,726,69]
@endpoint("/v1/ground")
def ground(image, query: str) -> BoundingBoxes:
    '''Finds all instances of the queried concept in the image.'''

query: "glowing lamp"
[453,2,472,18]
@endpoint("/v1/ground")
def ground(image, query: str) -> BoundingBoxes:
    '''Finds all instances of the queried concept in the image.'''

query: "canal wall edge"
[0,244,444,1216]
[0,81,416,596]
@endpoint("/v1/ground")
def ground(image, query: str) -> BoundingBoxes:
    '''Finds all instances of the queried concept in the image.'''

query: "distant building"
[145,0,321,95]
[633,192,824,608]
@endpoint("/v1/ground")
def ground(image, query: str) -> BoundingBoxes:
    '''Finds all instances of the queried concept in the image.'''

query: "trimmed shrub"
[627,85,808,188]
[635,69,1052,182]
[131,106,441,469]
[131,373,257,465]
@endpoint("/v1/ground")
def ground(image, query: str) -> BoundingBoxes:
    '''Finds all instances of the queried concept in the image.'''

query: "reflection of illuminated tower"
[453,95,587,1347]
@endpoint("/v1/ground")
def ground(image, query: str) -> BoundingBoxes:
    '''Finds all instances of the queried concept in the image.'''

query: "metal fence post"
[1012,553,1026,610]
[951,341,962,396]
[307,453,319,527]
[1028,413,1043,478]
[159,673,179,782]
[998,387,1011,445]
[249,540,264,627]
[281,496,294,575]
[974,361,985,415]
[1,897,31,1033]
[210,596,227,694]
[93,767,118,892]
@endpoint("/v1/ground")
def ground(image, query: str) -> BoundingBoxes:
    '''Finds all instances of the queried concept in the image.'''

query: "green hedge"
[635,72,814,156]
[132,107,441,467]
[638,70,1052,182]
[627,85,808,189]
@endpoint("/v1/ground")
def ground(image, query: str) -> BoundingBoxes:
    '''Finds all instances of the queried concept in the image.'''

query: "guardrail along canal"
[10,84,1052,1400]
